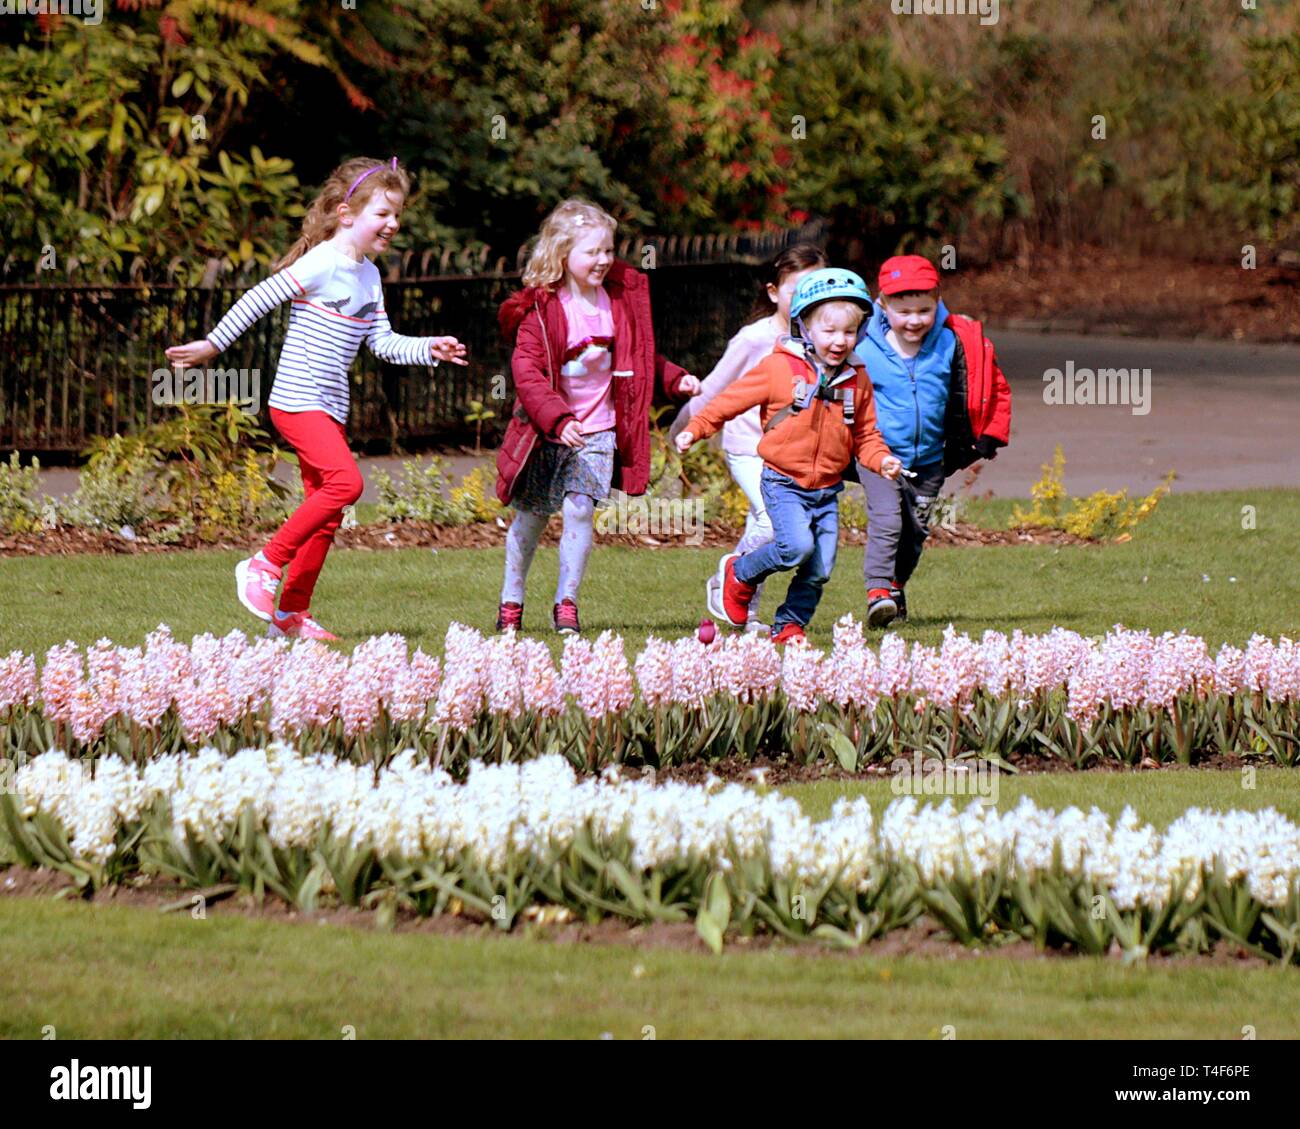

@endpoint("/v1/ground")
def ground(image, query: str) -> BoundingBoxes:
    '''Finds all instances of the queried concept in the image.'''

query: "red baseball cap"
[877,255,940,296]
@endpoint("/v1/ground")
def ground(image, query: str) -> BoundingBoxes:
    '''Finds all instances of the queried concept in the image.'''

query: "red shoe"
[771,622,806,646]
[892,585,907,622]
[867,587,898,628]
[715,553,756,628]
[496,601,524,633]
[553,598,580,635]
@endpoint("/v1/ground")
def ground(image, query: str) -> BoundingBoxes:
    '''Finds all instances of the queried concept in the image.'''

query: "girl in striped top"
[165,156,467,640]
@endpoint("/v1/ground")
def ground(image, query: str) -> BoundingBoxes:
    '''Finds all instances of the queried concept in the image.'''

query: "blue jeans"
[733,469,841,629]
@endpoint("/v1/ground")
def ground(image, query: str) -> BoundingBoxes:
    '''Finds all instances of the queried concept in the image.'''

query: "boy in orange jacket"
[676,269,902,645]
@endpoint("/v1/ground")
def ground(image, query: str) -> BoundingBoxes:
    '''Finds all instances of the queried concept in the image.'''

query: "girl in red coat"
[495,199,700,634]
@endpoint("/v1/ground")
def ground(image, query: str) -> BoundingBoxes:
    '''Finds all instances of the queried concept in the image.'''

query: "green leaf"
[107,103,127,154]
[819,722,858,771]
[171,72,194,98]
[695,871,730,954]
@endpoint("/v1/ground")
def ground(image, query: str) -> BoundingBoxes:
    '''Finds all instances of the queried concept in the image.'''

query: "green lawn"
[782,766,1300,825]
[1,896,1297,1039]
[1,489,1296,657]
[3,488,1297,1039]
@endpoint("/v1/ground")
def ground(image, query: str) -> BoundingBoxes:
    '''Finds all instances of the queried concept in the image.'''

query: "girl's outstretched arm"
[165,339,218,366]
[654,352,694,400]
[165,270,302,362]
[428,337,469,365]
[366,301,464,366]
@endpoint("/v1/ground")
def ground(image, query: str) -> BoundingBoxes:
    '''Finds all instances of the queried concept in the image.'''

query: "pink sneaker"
[268,612,340,641]
[235,556,281,621]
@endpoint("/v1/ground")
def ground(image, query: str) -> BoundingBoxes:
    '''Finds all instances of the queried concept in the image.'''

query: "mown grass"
[2,489,1296,1038]
[781,766,1300,825]
[1,897,1297,1040]
[0,489,1295,658]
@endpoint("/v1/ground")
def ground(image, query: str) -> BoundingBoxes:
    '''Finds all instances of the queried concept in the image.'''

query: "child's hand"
[678,374,701,396]
[165,339,218,366]
[558,420,586,448]
[429,337,468,366]
[675,430,695,453]
[880,455,903,480]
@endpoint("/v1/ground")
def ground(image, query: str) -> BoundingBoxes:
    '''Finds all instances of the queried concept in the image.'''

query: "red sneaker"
[496,602,524,633]
[553,598,580,635]
[770,622,806,646]
[867,587,898,628]
[715,553,756,628]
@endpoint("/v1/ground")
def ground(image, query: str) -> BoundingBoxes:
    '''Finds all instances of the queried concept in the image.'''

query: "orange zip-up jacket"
[687,343,893,490]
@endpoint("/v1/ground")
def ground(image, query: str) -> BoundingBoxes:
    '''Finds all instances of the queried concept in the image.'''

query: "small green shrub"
[838,486,868,531]
[0,451,45,534]
[62,435,166,530]
[374,458,473,524]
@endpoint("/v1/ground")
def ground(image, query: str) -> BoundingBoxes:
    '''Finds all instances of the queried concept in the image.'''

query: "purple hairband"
[345,157,398,202]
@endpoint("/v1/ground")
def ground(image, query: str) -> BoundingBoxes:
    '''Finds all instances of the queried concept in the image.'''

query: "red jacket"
[943,313,1012,474]
[495,260,691,505]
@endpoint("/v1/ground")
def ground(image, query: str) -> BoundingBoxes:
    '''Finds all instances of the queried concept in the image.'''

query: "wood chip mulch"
[0,519,1091,558]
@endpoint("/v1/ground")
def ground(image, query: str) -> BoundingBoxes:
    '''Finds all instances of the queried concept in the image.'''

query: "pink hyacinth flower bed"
[1,617,1296,772]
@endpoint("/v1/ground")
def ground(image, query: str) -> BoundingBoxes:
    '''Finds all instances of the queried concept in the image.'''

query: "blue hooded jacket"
[855,298,956,470]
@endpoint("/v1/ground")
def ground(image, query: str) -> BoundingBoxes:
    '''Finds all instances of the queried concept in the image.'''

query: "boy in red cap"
[853,254,1011,627]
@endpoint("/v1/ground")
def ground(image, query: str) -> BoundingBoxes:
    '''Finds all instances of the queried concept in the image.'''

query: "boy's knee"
[866,496,903,536]
[773,528,814,569]
[807,550,835,586]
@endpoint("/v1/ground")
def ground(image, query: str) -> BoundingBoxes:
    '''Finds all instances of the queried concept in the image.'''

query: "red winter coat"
[494,260,692,505]
[942,313,1012,475]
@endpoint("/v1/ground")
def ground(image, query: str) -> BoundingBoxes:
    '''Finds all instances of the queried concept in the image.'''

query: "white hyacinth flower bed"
[4,744,1299,962]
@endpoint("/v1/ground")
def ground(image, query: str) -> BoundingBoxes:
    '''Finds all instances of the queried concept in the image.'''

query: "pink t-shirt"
[558,287,616,433]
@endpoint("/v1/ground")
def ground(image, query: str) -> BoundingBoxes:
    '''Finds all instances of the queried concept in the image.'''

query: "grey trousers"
[858,460,947,589]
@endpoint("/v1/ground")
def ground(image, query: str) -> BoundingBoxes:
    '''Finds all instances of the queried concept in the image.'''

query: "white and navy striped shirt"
[205,240,437,423]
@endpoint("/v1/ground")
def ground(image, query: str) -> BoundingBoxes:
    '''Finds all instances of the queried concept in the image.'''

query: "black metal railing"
[0,223,827,453]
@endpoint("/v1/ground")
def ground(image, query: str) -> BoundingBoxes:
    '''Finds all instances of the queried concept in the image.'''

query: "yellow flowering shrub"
[1013,445,1173,541]
[449,466,504,524]
[719,483,751,527]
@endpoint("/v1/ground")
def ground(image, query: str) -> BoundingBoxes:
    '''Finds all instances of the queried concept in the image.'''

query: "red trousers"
[264,408,363,613]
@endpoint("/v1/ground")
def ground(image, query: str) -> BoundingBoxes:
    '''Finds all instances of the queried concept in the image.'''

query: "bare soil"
[945,245,1300,342]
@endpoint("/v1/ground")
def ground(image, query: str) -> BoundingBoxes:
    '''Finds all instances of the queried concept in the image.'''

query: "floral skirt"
[511,427,616,514]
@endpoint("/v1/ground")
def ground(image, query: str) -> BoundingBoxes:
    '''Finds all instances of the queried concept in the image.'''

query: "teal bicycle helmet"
[789,268,872,323]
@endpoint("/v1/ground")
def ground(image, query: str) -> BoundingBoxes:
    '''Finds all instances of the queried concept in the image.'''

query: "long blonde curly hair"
[521,198,617,290]
[274,157,412,271]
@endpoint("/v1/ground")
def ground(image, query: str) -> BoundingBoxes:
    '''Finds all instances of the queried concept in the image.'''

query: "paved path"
[973,330,1299,495]
[32,331,1300,501]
